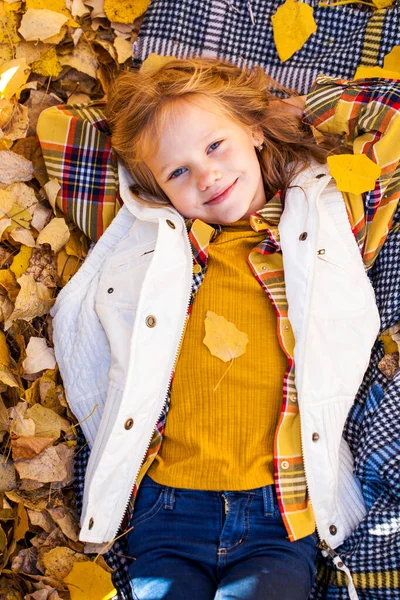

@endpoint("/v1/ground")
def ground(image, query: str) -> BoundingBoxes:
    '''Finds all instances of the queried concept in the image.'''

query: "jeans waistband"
[140,474,278,518]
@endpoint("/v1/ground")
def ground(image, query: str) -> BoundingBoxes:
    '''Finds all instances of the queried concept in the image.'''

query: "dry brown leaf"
[28,508,57,533]
[14,501,29,541]
[84,0,106,19]
[67,92,91,103]
[41,546,86,580]
[0,330,20,388]
[10,227,36,247]
[13,443,73,483]
[46,507,79,542]
[11,545,40,574]
[8,402,36,436]
[26,0,79,27]
[114,37,132,64]
[5,273,55,330]
[15,41,52,65]
[43,179,60,214]
[26,246,60,288]
[0,103,29,141]
[0,151,34,184]
[18,9,69,42]
[23,337,56,374]
[0,456,17,491]
[12,436,55,460]
[59,40,98,79]
[5,182,38,215]
[32,203,52,232]
[36,218,70,253]
[0,395,8,430]
[68,0,90,17]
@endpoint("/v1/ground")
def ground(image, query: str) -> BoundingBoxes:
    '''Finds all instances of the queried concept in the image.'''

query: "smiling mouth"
[205,179,238,205]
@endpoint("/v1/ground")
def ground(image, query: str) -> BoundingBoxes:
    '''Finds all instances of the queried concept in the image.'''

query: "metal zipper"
[221,493,229,515]
[112,213,194,538]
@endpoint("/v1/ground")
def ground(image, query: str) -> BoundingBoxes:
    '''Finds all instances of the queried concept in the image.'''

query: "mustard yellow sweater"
[148,220,287,490]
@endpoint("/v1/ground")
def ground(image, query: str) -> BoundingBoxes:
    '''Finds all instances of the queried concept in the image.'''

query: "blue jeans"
[127,474,318,599]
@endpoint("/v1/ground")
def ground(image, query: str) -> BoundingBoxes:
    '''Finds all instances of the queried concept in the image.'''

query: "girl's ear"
[251,125,264,148]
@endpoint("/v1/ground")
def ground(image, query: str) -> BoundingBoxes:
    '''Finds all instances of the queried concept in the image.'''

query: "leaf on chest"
[203,311,248,363]
[203,311,248,391]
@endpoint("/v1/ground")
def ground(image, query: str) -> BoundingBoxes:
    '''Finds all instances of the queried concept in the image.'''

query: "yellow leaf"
[354,65,400,80]
[36,217,70,253]
[113,37,133,64]
[26,0,79,27]
[327,154,382,194]
[371,0,393,6]
[0,4,20,47]
[140,53,176,76]
[0,330,10,366]
[10,227,36,247]
[355,46,400,81]
[59,40,97,79]
[25,403,69,438]
[57,250,80,287]
[32,46,63,77]
[203,311,248,362]
[0,330,20,388]
[18,8,68,42]
[0,268,19,302]
[383,46,400,72]
[10,245,33,278]
[271,0,317,62]
[104,0,151,24]
[7,203,33,230]
[63,560,117,600]
[0,58,30,100]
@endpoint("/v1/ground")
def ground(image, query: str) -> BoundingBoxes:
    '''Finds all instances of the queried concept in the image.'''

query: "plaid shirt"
[37,75,400,595]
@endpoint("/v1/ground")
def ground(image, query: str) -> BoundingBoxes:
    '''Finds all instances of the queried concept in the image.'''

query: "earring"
[256,143,264,152]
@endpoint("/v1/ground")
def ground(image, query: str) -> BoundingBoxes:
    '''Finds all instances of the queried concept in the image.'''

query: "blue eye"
[169,167,188,180]
[208,141,221,152]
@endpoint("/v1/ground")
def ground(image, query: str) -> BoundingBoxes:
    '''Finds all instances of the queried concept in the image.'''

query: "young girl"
[42,58,400,600]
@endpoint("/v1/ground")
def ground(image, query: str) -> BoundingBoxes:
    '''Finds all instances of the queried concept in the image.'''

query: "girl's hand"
[279,95,307,118]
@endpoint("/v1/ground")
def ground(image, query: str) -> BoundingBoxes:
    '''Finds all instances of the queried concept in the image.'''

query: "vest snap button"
[107,288,114,294]
[281,460,290,470]
[124,418,134,430]
[261,265,267,271]
[329,525,337,535]
[166,219,176,229]
[88,517,94,529]
[299,232,308,241]
[312,432,320,442]
[289,394,297,403]
[145,315,157,327]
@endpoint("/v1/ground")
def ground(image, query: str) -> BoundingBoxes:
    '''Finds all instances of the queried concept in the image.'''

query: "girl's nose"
[197,166,222,191]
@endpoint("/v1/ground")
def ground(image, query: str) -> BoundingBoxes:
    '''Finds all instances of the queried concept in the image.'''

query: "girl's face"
[144,99,266,224]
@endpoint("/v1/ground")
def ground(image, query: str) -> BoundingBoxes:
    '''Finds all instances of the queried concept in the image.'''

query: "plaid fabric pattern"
[304,76,400,269]
[133,0,400,95]
[37,101,121,242]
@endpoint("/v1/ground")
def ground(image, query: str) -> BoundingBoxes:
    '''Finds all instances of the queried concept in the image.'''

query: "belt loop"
[164,486,175,510]
[263,485,274,517]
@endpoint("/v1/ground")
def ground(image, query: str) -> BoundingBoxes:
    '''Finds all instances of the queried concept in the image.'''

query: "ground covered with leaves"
[0,1,148,598]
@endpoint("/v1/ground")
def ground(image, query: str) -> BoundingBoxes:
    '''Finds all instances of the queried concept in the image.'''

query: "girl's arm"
[37,101,122,243]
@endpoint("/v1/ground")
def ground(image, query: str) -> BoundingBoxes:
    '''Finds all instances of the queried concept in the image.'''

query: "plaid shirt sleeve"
[36,101,122,242]
[304,75,400,269]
